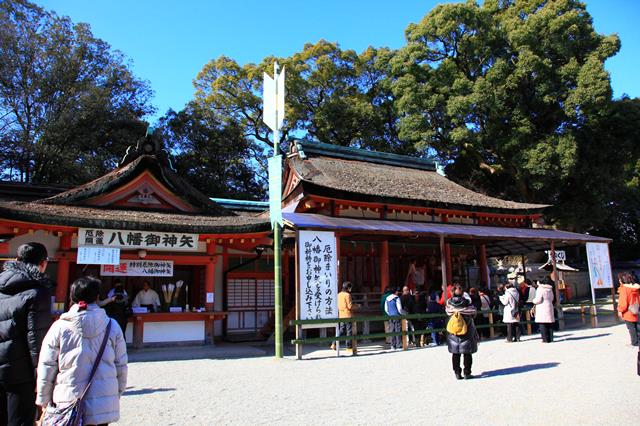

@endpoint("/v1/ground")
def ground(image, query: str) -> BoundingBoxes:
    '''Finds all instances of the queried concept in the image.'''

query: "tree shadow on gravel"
[123,387,176,396]
[479,362,560,378]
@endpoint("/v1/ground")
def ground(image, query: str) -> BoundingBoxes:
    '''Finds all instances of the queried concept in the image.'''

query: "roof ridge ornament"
[119,128,175,171]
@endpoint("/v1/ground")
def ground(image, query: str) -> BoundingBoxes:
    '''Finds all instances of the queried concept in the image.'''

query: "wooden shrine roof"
[40,155,229,216]
[0,201,270,234]
[287,141,549,214]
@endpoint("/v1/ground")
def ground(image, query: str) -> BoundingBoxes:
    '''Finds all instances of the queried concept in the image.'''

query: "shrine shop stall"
[278,141,611,331]
[0,135,273,347]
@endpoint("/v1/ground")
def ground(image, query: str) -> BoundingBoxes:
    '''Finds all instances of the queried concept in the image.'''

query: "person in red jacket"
[617,272,640,346]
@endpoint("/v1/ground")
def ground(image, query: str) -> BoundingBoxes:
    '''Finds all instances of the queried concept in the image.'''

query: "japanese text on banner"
[297,230,338,320]
[101,260,174,277]
[79,228,198,252]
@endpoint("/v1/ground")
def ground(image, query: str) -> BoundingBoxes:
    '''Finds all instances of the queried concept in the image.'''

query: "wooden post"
[488,312,495,338]
[205,241,216,312]
[525,310,532,335]
[401,319,408,350]
[380,240,390,292]
[296,324,303,360]
[479,244,489,286]
[133,317,144,349]
[550,241,564,330]
[205,315,215,345]
[55,234,72,305]
[351,321,358,355]
[294,235,302,360]
[611,287,618,322]
[521,255,527,280]
[439,236,448,303]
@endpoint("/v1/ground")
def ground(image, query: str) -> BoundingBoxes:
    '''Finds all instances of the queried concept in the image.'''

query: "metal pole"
[273,62,283,358]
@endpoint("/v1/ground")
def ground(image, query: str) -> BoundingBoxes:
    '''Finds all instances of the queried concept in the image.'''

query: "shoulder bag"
[40,320,112,426]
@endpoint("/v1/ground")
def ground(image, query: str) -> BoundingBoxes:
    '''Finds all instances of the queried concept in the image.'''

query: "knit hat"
[448,295,469,308]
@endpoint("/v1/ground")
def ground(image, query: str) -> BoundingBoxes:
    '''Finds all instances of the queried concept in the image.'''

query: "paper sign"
[298,230,338,320]
[206,292,214,304]
[79,228,199,252]
[100,260,174,277]
[77,246,120,265]
[586,243,613,289]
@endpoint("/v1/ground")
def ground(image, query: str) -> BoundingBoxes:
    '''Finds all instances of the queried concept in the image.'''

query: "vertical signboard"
[586,242,614,303]
[298,230,338,320]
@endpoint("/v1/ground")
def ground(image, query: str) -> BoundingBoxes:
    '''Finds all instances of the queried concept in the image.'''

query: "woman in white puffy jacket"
[36,277,127,425]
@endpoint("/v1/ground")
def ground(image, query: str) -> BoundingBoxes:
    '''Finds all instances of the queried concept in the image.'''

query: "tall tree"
[157,103,263,200]
[0,0,153,185]
[192,40,412,161]
[393,0,620,204]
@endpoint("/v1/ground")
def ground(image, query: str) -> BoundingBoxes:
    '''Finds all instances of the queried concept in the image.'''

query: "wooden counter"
[128,311,228,348]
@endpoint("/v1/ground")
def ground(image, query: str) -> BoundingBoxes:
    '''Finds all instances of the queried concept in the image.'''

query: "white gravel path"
[116,324,639,425]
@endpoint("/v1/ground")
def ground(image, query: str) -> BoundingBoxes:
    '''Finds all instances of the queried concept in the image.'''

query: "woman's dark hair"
[70,276,101,303]
[16,242,48,265]
[620,273,635,284]
[342,281,352,291]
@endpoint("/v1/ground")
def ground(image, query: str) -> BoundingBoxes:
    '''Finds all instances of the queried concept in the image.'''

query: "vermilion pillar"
[55,234,72,303]
[380,240,390,292]
[439,236,448,303]
[205,241,217,311]
[479,244,489,286]
[445,243,453,284]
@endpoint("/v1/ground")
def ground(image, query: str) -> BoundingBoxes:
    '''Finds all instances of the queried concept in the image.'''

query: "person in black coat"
[0,242,54,426]
[446,286,479,380]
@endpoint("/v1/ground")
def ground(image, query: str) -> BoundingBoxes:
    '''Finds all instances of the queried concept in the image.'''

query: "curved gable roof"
[38,155,231,216]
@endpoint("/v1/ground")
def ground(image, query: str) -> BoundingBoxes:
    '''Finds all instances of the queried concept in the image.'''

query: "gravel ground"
[116,323,639,425]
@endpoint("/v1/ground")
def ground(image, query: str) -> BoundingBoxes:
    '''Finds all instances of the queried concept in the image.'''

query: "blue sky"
[36,0,640,123]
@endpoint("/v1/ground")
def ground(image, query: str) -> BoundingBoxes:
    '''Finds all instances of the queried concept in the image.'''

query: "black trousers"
[506,323,521,341]
[625,321,639,346]
[0,381,36,426]
[452,353,473,375]
[540,323,554,343]
[337,321,353,349]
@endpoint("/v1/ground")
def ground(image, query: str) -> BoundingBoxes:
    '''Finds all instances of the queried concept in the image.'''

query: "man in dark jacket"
[0,242,54,425]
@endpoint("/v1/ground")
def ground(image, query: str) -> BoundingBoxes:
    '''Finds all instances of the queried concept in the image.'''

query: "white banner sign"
[100,260,174,277]
[77,246,120,265]
[586,243,613,289]
[79,228,199,252]
[298,230,338,320]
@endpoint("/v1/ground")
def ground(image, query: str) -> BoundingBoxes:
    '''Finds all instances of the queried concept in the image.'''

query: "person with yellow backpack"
[446,285,479,380]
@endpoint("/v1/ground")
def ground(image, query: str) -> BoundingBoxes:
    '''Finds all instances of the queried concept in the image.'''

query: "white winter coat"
[499,287,520,323]
[36,303,128,425]
[532,284,555,324]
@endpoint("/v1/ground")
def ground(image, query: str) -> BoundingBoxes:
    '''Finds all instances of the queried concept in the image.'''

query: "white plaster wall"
[143,321,204,343]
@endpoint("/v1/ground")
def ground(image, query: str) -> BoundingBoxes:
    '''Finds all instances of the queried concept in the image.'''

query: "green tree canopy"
[156,102,263,200]
[191,40,414,157]
[0,0,153,184]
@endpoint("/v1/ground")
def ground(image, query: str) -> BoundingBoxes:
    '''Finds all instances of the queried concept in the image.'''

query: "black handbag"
[40,320,112,426]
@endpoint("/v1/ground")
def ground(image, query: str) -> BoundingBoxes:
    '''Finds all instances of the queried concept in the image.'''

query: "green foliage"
[391,0,640,257]
[156,103,263,200]
[0,0,153,185]
[191,40,416,158]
